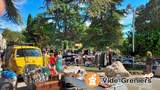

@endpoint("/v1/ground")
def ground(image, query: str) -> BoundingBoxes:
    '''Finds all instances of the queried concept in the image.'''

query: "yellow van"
[3,44,43,76]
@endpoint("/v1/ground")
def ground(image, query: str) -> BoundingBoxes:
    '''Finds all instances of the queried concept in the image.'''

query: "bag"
[2,70,17,79]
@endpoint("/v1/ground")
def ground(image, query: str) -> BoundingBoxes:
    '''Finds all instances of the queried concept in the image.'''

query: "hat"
[146,51,152,57]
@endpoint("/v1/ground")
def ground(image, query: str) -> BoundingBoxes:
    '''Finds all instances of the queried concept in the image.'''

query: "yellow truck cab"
[3,44,43,76]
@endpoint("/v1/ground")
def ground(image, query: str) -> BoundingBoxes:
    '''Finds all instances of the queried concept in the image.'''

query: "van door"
[4,47,13,66]
[10,49,17,71]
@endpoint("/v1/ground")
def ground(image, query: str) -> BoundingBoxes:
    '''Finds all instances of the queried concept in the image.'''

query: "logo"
[84,72,100,88]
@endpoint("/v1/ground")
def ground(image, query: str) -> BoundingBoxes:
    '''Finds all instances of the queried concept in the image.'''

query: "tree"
[23,14,51,48]
[2,28,24,43]
[123,0,160,56]
[26,14,33,31]
[135,1,160,32]
[43,0,123,50]
[44,0,85,41]
[83,2,123,50]
[44,0,122,17]
[87,0,122,17]
[125,29,160,56]
[22,0,123,49]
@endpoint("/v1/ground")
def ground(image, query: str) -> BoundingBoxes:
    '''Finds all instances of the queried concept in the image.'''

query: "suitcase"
[35,80,63,90]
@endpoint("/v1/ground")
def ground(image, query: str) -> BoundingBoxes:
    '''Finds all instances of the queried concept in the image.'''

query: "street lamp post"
[132,9,135,54]
[132,9,136,67]
[126,4,151,68]
[126,5,136,67]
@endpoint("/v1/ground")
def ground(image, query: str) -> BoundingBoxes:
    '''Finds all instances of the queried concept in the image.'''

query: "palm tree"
[0,0,50,24]
[0,0,21,24]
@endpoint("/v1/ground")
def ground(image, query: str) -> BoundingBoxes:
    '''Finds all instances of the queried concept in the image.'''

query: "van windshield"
[16,48,41,57]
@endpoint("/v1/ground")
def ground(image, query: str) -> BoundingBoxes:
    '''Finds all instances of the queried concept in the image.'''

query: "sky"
[0,0,45,32]
[119,0,149,37]
[0,0,149,35]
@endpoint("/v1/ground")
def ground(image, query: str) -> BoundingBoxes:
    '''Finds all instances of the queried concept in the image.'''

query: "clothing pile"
[104,61,131,77]
[23,66,54,85]
[63,66,86,80]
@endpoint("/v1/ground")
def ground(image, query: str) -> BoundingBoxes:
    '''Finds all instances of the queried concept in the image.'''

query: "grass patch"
[80,66,103,72]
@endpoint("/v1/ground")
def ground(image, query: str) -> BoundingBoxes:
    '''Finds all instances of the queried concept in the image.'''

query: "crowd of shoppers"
[42,49,64,80]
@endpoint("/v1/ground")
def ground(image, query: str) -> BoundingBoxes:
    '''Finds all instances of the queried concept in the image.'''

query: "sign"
[75,43,83,48]
[84,72,100,88]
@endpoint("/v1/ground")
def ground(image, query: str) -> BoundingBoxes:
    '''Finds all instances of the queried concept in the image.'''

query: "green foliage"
[123,1,160,56]
[135,0,160,32]
[26,14,33,31]
[125,29,160,56]
[2,28,24,43]
[88,0,111,17]
[45,0,85,42]
[23,14,51,48]
[22,0,123,49]
[84,6,123,50]
[121,39,131,55]
[88,0,122,17]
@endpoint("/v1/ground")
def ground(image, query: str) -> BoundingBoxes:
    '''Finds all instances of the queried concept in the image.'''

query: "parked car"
[112,55,121,61]
[122,57,133,64]
[122,57,133,68]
